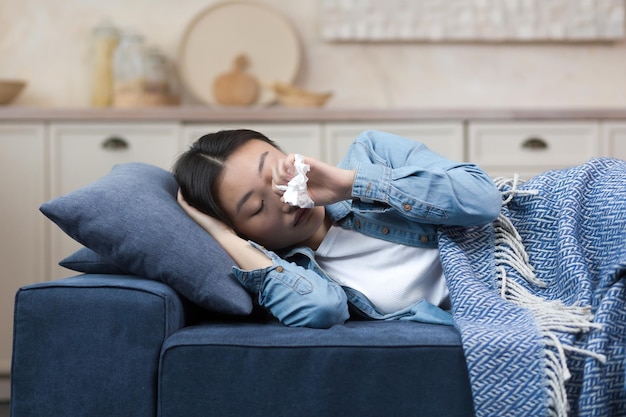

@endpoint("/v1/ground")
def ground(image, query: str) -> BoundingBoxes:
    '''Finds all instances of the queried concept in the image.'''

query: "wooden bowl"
[271,82,332,108]
[277,92,332,107]
[0,80,26,105]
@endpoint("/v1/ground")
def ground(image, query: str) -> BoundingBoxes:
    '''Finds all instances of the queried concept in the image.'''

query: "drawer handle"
[102,137,129,151]
[521,137,548,151]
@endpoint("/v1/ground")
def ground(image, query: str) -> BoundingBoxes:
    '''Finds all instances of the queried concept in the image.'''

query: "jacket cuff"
[350,163,393,211]
[232,241,283,293]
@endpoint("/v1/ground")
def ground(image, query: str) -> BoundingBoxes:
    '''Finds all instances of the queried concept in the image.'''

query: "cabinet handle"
[521,137,548,151]
[101,136,129,151]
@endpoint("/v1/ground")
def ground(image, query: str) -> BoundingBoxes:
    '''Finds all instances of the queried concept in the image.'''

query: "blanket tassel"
[492,176,606,417]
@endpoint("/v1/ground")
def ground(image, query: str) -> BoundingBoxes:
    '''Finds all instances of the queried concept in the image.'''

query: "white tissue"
[276,154,315,208]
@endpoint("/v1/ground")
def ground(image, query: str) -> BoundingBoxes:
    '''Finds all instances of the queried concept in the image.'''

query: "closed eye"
[253,200,264,216]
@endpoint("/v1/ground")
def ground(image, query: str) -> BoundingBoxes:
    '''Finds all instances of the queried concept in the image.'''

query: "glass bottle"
[143,46,169,106]
[112,31,146,107]
[90,19,119,107]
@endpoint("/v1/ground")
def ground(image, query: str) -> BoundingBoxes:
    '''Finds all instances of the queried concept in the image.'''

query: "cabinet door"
[48,122,180,280]
[601,122,626,161]
[323,122,465,166]
[468,121,600,179]
[183,123,324,161]
[0,124,46,400]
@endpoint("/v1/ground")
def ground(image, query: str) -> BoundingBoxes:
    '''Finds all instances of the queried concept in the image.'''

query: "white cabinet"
[323,122,465,166]
[0,124,46,400]
[468,121,601,179]
[183,123,324,161]
[0,113,622,401]
[48,123,181,280]
[602,123,626,161]
[183,121,464,170]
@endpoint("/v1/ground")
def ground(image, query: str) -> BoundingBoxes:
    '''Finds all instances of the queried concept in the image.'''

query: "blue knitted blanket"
[439,158,626,417]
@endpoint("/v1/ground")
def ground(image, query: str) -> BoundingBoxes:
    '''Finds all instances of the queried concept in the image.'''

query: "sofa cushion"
[40,162,253,315]
[60,247,129,275]
[159,320,474,417]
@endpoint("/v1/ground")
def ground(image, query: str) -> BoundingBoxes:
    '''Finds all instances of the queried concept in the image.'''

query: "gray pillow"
[60,246,128,275]
[40,162,253,315]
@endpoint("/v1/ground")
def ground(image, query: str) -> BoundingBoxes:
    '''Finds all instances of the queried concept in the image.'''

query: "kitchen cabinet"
[0,108,625,401]
[183,121,464,166]
[323,122,465,165]
[602,122,626,161]
[468,121,601,179]
[0,124,46,400]
[183,123,323,160]
[48,122,181,280]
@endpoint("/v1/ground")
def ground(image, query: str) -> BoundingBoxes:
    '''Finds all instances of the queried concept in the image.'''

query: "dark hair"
[173,129,279,228]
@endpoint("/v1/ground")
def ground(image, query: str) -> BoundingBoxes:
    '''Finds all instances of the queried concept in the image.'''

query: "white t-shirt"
[315,226,449,315]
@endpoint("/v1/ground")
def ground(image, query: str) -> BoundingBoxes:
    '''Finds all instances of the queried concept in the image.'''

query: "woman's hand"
[272,154,356,206]
[177,190,233,237]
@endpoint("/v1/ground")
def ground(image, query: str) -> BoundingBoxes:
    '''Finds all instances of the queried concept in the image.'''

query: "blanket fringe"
[492,176,606,417]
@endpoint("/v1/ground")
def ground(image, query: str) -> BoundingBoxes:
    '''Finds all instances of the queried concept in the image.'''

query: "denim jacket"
[232,130,502,328]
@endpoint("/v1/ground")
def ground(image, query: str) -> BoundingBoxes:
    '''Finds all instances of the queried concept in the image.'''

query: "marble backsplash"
[320,0,625,42]
[0,0,625,108]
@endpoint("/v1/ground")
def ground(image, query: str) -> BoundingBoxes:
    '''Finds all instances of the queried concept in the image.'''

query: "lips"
[293,208,311,227]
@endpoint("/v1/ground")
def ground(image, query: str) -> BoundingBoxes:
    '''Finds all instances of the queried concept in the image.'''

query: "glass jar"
[90,19,119,107]
[143,46,170,106]
[112,31,146,107]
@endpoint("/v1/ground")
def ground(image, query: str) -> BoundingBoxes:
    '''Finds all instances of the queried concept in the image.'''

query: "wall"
[1,0,625,108]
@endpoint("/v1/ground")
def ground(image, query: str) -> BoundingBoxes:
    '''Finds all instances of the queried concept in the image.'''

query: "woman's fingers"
[177,189,191,210]
[272,154,297,195]
[177,189,202,219]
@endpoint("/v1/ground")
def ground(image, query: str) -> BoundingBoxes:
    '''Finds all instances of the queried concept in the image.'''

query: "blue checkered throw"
[439,158,626,417]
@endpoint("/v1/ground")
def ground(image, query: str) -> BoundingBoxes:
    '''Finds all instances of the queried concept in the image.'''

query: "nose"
[280,200,297,213]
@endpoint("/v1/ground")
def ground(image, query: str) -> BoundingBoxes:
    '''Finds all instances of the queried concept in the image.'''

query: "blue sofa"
[11,273,475,417]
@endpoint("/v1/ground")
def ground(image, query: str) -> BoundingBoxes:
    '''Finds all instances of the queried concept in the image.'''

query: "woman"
[174,129,502,328]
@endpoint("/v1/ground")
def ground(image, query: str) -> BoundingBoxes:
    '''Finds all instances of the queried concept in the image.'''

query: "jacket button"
[403,203,412,211]
[276,266,284,273]
[381,227,389,235]
[420,235,429,243]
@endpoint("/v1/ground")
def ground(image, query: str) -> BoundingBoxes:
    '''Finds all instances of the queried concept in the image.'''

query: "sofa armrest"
[11,274,186,417]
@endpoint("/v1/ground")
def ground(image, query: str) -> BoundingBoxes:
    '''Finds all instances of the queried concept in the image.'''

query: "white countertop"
[1,106,626,122]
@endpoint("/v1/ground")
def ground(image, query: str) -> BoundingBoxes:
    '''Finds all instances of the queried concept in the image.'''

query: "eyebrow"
[258,151,268,177]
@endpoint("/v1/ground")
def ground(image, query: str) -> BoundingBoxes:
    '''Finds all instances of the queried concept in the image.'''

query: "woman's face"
[216,139,326,250]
